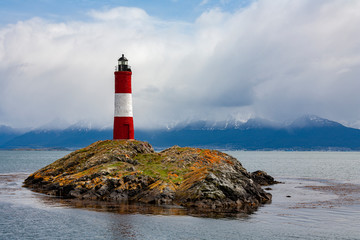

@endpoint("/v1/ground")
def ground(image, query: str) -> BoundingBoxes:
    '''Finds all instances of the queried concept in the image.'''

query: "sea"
[1,150,360,240]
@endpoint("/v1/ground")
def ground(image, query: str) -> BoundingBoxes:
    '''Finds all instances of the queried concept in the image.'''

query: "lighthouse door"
[120,124,130,139]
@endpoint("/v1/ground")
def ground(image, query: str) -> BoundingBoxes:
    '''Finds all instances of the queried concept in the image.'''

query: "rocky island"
[24,140,277,213]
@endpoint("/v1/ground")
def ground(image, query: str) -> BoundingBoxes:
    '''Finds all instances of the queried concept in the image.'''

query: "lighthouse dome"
[118,54,128,62]
[117,54,131,72]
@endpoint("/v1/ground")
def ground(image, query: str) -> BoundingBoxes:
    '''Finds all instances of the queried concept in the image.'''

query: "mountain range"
[1,115,360,150]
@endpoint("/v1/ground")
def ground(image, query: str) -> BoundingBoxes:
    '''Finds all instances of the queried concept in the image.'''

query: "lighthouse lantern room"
[117,54,131,71]
[113,54,134,140]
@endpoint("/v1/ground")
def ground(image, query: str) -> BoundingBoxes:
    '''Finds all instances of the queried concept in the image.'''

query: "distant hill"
[0,125,23,146]
[0,127,112,150]
[1,115,360,150]
[137,115,359,150]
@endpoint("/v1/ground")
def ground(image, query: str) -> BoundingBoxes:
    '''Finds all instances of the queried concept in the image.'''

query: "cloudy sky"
[1,0,360,129]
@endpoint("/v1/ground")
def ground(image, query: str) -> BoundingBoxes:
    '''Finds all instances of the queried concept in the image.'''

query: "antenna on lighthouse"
[113,54,134,140]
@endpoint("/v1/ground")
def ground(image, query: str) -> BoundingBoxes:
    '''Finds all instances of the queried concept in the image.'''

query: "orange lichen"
[149,180,163,190]
[92,177,101,185]
[178,167,208,192]
[168,172,178,178]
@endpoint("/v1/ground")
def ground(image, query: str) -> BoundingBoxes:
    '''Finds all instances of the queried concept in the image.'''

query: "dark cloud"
[1,1,360,129]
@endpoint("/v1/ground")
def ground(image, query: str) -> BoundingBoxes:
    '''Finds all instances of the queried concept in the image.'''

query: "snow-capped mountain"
[288,115,343,128]
[170,115,343,131]
[1,115,360,150]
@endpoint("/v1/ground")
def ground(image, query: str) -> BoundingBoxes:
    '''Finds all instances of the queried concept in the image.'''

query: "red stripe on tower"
[113,54,134,140]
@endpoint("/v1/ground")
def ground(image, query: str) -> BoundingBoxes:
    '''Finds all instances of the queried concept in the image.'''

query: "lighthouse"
[113,54,134,139]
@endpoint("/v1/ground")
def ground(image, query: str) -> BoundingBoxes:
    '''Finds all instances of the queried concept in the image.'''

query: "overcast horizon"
[1,0,360,130]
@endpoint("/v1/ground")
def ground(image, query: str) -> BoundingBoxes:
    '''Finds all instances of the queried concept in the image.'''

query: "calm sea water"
[1,150,360,240]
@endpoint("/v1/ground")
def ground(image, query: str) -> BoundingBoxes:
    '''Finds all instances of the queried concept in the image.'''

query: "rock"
[251,170,281,186]
[24,140,276,213]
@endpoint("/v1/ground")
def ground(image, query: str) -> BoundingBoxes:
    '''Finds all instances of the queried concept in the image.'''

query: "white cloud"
[88,7,149,21]
[1,1,360,129]
[199,0,210,6]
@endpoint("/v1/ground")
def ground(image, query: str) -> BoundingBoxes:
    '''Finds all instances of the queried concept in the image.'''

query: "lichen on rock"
[24,140,275,213]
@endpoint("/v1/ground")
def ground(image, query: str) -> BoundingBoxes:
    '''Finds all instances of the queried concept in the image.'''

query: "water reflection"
[36,195,253,219]
[109,217,138,240]
[0,173,254,219]
[3,173,360,220]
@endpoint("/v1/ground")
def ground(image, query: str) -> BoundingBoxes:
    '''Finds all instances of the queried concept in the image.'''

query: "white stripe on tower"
[114,93,133,117]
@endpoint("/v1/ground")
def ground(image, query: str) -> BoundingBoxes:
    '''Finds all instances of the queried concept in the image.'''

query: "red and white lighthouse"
[113,54,134,139]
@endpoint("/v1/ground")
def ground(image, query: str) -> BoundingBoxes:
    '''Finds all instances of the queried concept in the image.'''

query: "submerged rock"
[251,170,281,186]
[24,140,274,213]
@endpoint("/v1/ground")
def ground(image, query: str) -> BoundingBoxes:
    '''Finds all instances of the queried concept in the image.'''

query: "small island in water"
[24,140,278,213]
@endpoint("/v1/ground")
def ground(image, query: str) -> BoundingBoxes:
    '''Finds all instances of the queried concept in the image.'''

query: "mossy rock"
[24,140,273,213]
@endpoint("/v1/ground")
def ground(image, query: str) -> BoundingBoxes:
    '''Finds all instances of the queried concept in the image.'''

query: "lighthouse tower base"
[113,117,134,140]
